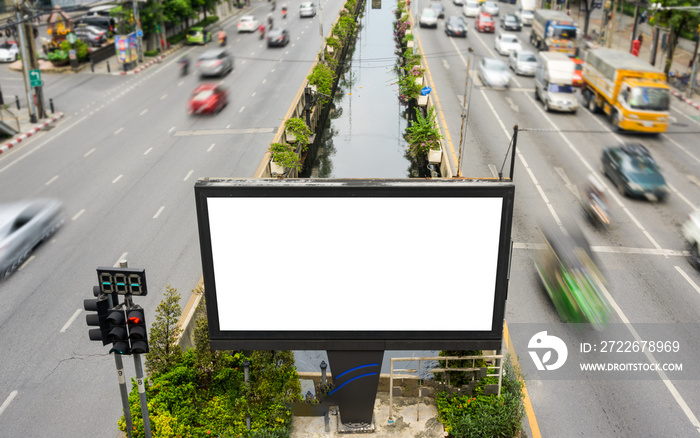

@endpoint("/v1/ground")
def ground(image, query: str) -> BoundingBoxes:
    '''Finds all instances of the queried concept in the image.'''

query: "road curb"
[116,44,185,75]
[0,112,64,155]
[671,90,700,111]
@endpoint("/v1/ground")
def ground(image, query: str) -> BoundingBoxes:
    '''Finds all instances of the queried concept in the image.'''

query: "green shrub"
[307,63,336,101]
[436,355,525,438]
[405,106,442,157]
[269,142,302,171]
[144,49,159,57]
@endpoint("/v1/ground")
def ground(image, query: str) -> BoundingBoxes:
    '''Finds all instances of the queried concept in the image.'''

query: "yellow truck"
[582,48,670,133]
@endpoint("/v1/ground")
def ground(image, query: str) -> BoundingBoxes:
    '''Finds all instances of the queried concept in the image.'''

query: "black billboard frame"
[194,178,515,351]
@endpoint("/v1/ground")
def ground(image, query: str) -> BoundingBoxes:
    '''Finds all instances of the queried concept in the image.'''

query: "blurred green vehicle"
[534,224,612,330]
[186,27,211,45]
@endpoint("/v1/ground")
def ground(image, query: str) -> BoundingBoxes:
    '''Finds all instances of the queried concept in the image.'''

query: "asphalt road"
[412,0,700,436]
[0,1,346,436]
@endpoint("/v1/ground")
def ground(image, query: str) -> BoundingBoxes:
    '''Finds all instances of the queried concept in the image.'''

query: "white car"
[0,41,19,63]
[481,1,499,16]
[237,15,258,32]
[299,2,317,17]
[495,33,522,56]
[477,57,511,88]
[419,8,439,28]
[508,49,537,76]
[462,1,480,18]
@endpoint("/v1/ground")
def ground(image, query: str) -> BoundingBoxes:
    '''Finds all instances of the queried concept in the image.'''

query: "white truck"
[516,0,536,26]
[534,52,578,113]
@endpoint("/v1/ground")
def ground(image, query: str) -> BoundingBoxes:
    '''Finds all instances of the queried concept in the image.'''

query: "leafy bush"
[119,288,300,437]
[307,63,336,101]
[47,50,68,65]
[60,39,89,62]
[405,106,442,158]
[284,117,312,147]
[436,355,525,438]
[144,49,160,57]
[269,142,302,171]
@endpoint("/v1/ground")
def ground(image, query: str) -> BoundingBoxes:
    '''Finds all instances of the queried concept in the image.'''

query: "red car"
[188,83,228,115]
[571,57,584,87]
[475,12,495,33]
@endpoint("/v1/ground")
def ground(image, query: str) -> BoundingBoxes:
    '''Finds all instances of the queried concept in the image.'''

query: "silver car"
[508,49,537,76]
[462,0,480,17]
[0,198,64,279]
[197,49,234,78]
[419,8,439,28]
[299,2,317,17]
[478,57,511,88]
[481,1,499,16]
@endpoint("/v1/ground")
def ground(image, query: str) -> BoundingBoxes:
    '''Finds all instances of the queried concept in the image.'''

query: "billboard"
[194,179,514,350]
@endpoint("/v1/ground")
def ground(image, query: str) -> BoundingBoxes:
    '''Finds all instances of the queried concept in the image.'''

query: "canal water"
[304,0,413,178]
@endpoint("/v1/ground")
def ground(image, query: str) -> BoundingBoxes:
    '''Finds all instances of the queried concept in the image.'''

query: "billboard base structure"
[324,350,384,428]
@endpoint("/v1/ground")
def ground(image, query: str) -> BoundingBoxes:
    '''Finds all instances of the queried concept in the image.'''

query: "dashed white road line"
[72,209,85,221]
[84,148,95,157]
[184,170,193,181]
[207,143,216,152]
[153,206,164,219]
[114,127,124,135]
[139,109,148,116]
[144,147,153,155]
[45,175,59,186]
[112,174,123,183]
[0,390,18,417]
[60,308,82,333]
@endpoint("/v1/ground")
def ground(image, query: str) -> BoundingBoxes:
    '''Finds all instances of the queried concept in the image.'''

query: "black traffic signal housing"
[127,307,149,354]
[107,307,130,355]
[84,297,110,346]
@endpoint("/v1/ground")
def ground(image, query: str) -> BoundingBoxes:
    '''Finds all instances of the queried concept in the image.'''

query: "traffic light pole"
[125,295,151,438]
[106,291,133,438]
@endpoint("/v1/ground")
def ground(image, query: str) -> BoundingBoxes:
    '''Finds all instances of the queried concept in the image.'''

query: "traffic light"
[127,307,149,354]
[107,308,130,355]
[84,297,110,346]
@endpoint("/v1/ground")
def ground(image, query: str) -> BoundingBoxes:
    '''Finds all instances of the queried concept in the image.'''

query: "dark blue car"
[601,144,669,202]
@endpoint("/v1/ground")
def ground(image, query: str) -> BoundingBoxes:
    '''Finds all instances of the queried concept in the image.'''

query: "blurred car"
[445,16,468,37]
[601,143,668,201]
[453,0,464,5]
[478,57,511,88]
[0,41,19,62]
[430,1,445,18]
[571,57,584,86]
[516,9,534,26]
[419,8,439,28]
[299,2,317,17]
[508,49,537,76]
[0,198,64,279]
[237,15,259,32]
[75,16,115,34]
[267,28,290,47]
[682,210,700,269]
[495,33,522,55]
[462,0,481,17]
[481,1,499,16]
[500,14,521,31]
[74,25,107,47]
[196,49,233,78]
[188,83,228,115]
[475,12,495,32]
[186,27,211,45]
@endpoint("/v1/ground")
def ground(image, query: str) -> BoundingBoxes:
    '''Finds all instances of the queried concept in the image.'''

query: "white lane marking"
[153,206,164,219]
[207,143,216,152]
[689,175,700,188]
[144,147,153,155]
[160,94,167,100]
[505,96,519,112]
[60,308,82,333]
[663,133,700,165]
[666,183,696,210]
[239,106,245,113]
[262,79,267,84]
[184,170,194,181]
[554,166,580,199]
[112,174,123,184]
[45,175,59,186]
[168,126,175,133]
[139,109,148,116]
[675,266,700,296]
[114,127,124,135]
[488,164,498,178]
[18,255,34,271]
[84,148,96,157]
[72,209,85,221]
[442,59,450,70]
[0,390,18,417]
[251,91,256,97]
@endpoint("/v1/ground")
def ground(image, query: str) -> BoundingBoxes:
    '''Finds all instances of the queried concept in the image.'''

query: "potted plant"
[405,106,442,159]
[284,117,312,146]
[268,142,302,176]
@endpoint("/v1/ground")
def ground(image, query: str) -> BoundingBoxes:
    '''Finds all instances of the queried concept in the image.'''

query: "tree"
[145,284,184,375]
[163,0,193,30]
[650,1,700,74]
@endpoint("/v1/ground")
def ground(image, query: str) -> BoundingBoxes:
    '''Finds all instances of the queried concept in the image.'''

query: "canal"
[304,0,414,178]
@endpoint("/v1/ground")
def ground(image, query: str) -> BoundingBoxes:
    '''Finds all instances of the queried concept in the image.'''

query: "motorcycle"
[218,33,227,46]
[180,58,190,76]
[258,24,266,40]
[581,176,612,228]
[281,6,287,18]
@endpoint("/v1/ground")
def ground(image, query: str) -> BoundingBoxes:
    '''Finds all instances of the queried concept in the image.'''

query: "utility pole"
[606,0,617,48]
[688,30,699,99]
[133,0,144,62]
[15,4,37,123]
